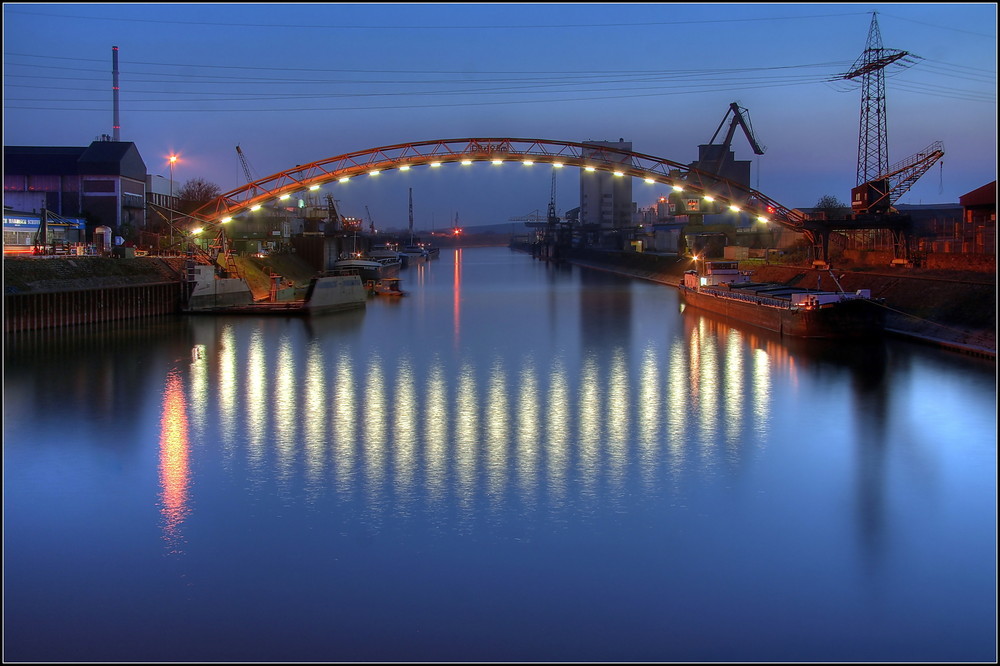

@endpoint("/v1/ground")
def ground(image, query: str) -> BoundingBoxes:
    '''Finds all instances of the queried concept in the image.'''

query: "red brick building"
[959,181,996,254]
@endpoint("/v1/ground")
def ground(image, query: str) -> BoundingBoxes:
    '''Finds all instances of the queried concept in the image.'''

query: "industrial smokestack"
[112,45,120,141]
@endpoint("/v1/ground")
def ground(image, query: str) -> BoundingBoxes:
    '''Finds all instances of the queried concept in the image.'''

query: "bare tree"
[177,178,222,214]
[814,194,850,219]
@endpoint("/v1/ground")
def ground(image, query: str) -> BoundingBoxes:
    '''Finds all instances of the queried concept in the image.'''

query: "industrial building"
[3,138,148,238]
[578,139,633,247]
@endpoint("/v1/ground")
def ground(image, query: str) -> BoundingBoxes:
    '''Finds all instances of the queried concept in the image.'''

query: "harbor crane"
[709,102,766,161]
[236,144,259,184]
[547,170,559,226]
[692,102,766,179]
[365,205,375,233]
[851,141,944,215]
[327,194,345,232]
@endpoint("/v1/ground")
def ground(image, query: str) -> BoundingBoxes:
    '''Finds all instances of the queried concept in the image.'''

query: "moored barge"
[183,263,367,315]
[679,260,885,338]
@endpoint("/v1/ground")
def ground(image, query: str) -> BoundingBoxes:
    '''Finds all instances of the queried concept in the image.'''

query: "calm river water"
[3,246,996,663]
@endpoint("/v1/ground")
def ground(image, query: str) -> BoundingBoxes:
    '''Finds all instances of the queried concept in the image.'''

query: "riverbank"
[5,250,996,359]
[2,253,317,301]
[544,246,996,359]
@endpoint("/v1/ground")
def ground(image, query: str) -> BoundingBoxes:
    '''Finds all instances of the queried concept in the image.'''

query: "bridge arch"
[192,137,806,235]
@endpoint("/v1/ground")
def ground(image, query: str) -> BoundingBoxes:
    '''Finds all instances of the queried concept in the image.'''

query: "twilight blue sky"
[3,2,996,228]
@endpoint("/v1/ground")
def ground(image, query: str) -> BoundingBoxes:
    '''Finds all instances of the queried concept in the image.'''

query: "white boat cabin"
[684,260,751,288]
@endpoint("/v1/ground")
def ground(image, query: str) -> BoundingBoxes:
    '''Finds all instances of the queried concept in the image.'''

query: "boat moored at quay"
[679,260,886,338]
[332,252,401,282]
[183,263,367,315]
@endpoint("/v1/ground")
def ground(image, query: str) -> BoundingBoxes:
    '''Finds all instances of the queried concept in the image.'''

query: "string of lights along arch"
[191,138,806,235]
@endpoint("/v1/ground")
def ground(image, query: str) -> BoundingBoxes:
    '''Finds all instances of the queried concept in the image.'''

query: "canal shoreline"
[4,249,996,360]
[537,246,996,360]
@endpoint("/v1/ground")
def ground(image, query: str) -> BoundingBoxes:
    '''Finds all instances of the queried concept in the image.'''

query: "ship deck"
[705,282,852,303]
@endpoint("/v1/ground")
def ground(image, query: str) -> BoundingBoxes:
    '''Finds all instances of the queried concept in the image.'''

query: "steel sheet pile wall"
[4,282,183,334]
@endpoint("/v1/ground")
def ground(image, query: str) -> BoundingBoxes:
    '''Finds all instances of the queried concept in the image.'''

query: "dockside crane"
[851,141,944,215]
[693,102,766,178]
[236,144,259,184]
[710,102,766,160]
[327,194,345,232]
[547,170,559,226]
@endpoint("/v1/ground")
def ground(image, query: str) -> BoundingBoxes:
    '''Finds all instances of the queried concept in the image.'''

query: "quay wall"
[5,282,184,333]
[4,256,188,333]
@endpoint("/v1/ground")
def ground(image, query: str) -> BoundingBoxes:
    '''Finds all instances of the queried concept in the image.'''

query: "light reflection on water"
[157,313,788,521]
[485,357,510,508]
[246,327,267,476]
[157,370,190,553]
[218,324,238,458]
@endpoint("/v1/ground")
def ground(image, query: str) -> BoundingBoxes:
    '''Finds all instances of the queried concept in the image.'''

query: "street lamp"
[168,154,178,247]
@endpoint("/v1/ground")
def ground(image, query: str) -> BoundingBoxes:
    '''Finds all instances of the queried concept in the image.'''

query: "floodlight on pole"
[168,154,179,244]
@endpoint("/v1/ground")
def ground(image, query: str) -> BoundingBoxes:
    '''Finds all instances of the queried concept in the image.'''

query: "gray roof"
[4,146,86,175]
[4,141,147,180]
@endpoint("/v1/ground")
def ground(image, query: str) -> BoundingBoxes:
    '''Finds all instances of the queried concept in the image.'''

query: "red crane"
[851,141,945,214]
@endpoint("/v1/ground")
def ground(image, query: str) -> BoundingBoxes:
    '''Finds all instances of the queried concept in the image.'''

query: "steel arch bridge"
[191,137,807,235]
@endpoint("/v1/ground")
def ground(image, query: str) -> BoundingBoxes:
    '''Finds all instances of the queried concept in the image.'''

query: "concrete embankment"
[3,256,190,333]
[542,246,996,359]
[3,254,302,332]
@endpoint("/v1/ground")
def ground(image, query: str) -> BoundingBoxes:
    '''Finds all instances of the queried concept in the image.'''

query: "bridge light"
[221,216,232,223]
[279,194,291,201]
[430,162,441,168]
[492,159,503,165]
[672,185,683,192]
[703,195,715,202]
[552,162,563,168]
[369,170,380,176]
[250,204,262,212]
[339,176,350,183]
[585,166,596,172]
[309,184,320,191]
[757,216,769,224]
[191,227,202,235]
[729,205,741,213]
[523,160,534,166]
[399,165,410,171]
[461,160,473,166]
[644,178,655,184]
[613,171,624,177]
